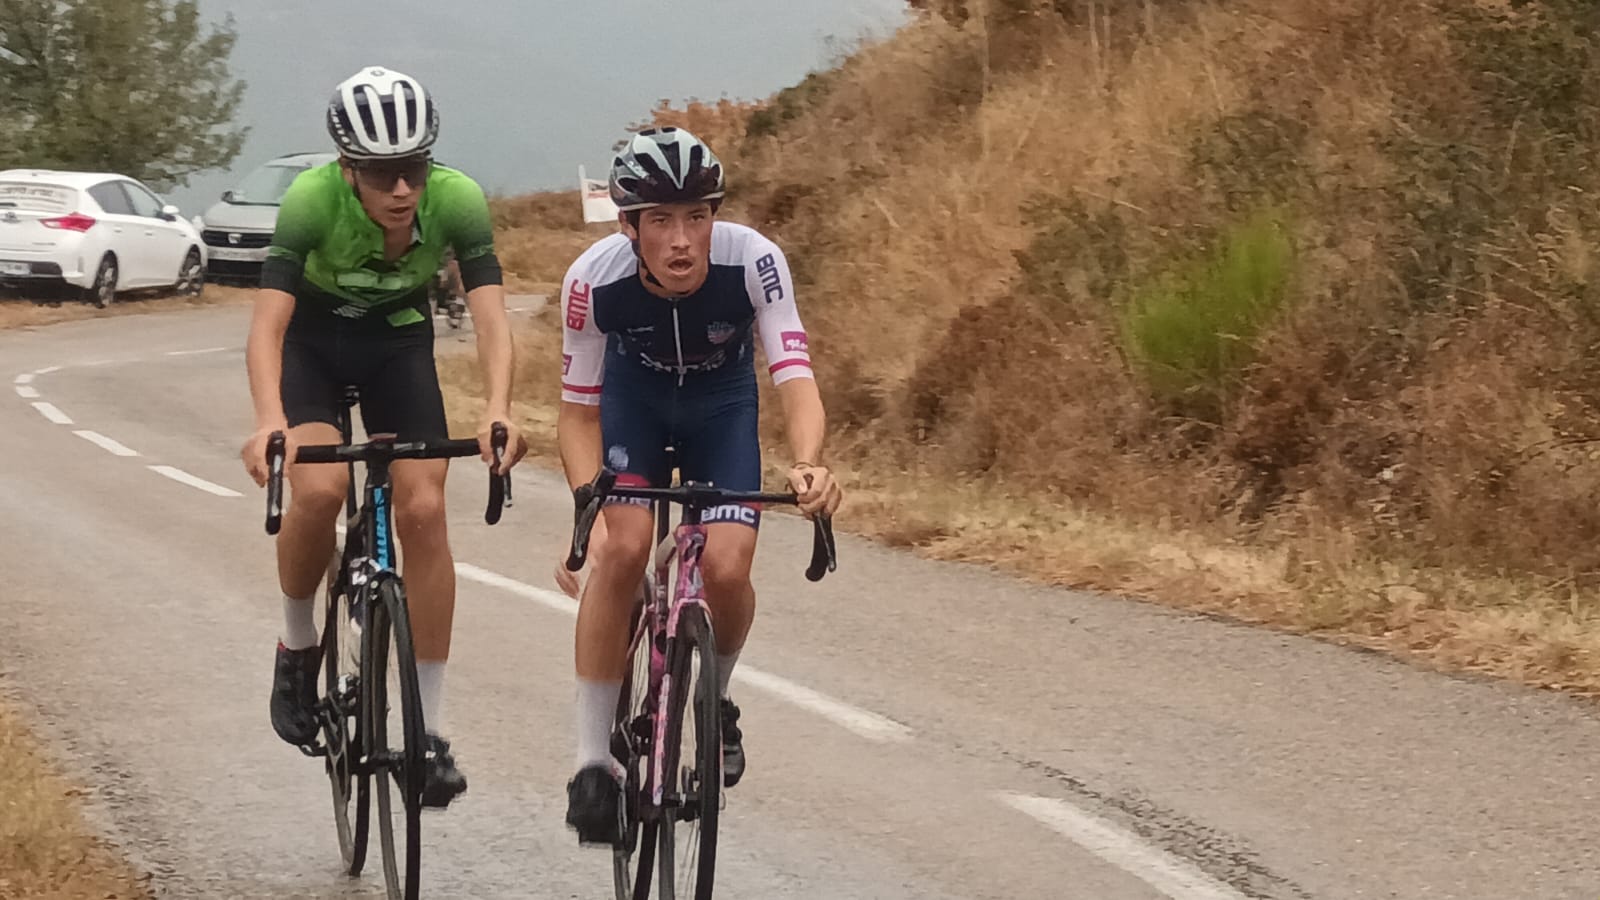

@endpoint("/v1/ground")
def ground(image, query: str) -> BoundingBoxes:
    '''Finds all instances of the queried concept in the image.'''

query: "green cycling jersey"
[261,161,500,329]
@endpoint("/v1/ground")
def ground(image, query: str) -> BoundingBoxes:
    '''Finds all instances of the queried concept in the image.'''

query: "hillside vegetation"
[454,0,1600,694]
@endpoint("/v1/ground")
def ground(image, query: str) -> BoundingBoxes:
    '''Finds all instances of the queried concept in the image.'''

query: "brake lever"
[805,514,837,582]
[265,431,286,536]
[485,422,510,525]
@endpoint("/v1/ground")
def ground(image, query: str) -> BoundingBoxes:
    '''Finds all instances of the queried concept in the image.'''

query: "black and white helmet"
[326,66,440,160]
[609,127,726,212]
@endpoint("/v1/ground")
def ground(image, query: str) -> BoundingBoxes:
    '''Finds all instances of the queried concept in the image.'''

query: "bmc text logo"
[566,280,591,330]
[704,503,759,527]
[755,253,783,304]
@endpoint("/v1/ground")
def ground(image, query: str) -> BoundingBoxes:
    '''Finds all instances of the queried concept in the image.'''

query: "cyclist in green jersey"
[239,66,527,807]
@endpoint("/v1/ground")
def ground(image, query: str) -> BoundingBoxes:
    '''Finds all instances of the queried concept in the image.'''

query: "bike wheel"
[322,554,369,876]
[363,578,425,900]
[613,594,657,900]
[656,605,721,900]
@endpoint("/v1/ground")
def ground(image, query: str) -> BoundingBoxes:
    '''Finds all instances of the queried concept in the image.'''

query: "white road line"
[733,668,913,742]
[15,385,39,399]
[148,465,242,497]
[454,562,914,743]
[74,430,139,457]
[34,365,60,375]
[165,346,229,356]
[455,562,581,616]
[997,793,1249,900]
[32,402,72,425]
[81,359,115,367]
[14,372,34,384]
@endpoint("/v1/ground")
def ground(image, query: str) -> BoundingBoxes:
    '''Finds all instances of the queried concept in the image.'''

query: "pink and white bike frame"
[627,520,713,810]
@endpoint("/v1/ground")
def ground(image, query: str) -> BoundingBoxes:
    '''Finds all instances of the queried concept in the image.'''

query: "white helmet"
[609,127,726,212]
[325,66,439,160]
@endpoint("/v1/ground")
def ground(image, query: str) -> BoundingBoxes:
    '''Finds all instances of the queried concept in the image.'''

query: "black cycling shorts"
[281,320,447,441]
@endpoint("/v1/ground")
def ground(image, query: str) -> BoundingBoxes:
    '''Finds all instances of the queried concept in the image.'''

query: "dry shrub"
[489,192,613,291]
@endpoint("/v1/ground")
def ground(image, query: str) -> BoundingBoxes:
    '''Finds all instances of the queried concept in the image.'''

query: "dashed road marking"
[32,402,72,425]
[74,430,139,457]
[149,465,241,497]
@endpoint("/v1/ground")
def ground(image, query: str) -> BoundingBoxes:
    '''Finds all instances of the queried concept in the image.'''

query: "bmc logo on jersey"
[566,280,591,330]
[755,253,784,304]
[704,503,760,526]
[780,331,808,353]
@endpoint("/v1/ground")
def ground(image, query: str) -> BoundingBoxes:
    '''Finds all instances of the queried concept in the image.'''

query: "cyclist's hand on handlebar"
[241,421,293,487]
[477,415,527,474]
[787,463,842,519]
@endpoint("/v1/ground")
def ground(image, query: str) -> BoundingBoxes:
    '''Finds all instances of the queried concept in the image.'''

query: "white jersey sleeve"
[743,235,813,386]
[559,257,606,406]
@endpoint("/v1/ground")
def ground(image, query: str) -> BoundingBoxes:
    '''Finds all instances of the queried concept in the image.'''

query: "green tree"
[0,0,247,190]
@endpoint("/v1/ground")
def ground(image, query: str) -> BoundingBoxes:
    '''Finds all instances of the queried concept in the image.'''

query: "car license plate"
[207,247,261,262]
[0,262,29,276]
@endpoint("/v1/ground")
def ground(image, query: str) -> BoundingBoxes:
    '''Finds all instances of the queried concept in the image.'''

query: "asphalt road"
[1,302,1597,899]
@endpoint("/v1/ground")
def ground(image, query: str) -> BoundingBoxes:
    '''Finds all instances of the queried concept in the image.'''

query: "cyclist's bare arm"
[242,288,296,486]
[776,377,826,467]
[462,284,515,418]
[557,402,604,490]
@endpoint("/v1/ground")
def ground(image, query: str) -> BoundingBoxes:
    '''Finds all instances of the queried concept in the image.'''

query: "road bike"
[264,387,511,900]
[565,462,837,900]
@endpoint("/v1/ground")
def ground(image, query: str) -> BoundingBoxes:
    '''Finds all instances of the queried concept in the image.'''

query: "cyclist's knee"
[395,484,447,536]
[603,528,653,576]
[702,525,757,596]
[392,460,447,537]
[287,469,346,522]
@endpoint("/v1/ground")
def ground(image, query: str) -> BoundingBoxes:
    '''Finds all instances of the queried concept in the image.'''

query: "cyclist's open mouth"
[666,258,694,275]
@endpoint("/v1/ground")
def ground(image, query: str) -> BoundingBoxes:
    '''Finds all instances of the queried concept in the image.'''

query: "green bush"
[1118,209,1295,424]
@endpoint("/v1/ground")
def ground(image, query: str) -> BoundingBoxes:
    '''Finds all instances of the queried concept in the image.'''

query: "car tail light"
[42,212,96,232]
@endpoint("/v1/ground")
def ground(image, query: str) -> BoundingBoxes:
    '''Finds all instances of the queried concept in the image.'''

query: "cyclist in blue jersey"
[553,127,843,845]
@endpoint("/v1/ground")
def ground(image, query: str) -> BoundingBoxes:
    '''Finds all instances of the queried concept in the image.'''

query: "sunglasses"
[350,156,432,191]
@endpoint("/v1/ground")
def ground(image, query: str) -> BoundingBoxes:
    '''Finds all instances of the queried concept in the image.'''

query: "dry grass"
[448,0,1600,700]
[489,191,618,294]
[0,284,251,331]
[0,699,151,899]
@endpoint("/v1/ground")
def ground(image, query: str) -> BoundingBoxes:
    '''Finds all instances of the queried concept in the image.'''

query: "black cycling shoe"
[270,642,322,746]
[420,734,468,809]
[565,764,622,846]
[720,697,745,788]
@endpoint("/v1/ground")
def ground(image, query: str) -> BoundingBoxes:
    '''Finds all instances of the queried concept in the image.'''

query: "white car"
[0,168,207,307]
[196,151,337,283]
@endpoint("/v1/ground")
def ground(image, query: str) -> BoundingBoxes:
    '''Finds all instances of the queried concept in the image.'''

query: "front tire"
[656,605,721,900]
[365,578,424,900]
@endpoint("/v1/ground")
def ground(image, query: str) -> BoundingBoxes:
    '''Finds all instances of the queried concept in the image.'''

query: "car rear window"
[0,182,75,213]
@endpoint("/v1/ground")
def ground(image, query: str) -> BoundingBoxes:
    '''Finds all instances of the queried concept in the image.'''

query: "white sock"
[280,593,318,651]
[417,661,446,737]
[575,679,622,771]
[716,649,741,699]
